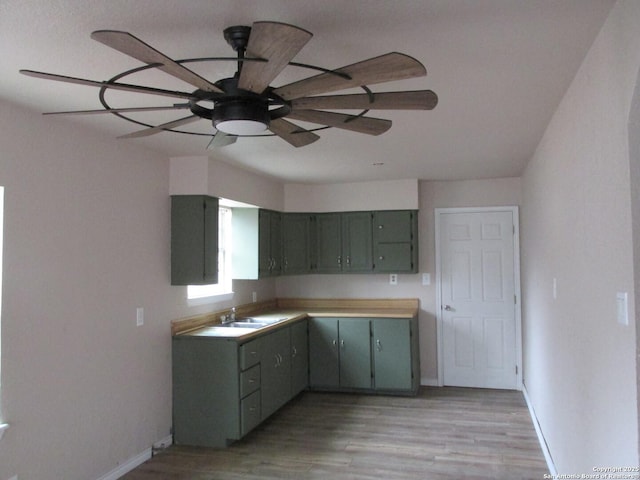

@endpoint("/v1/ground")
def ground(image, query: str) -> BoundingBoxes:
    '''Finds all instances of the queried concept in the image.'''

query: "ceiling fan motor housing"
[212,97,270,133]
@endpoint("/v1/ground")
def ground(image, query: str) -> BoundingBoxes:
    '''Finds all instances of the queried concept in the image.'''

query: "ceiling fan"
[20,21,438,148]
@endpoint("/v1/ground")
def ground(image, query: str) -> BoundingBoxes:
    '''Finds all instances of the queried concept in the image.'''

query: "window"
[187,206,233,301]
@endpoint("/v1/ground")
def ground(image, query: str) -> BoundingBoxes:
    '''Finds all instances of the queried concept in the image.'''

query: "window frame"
[187,205,233,305]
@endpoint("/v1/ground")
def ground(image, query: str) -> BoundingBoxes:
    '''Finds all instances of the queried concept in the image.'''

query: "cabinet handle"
[292,346,297,358]
[249,407,256,412]
[376,339,382,352]
[340,339,345,348]
[332,339,337,346]
[249,378,256,384]
[337,255,342,266]
[378,256,384,261]
[274,354,280,368]
[346,256,351,266]
[378,224,384,229]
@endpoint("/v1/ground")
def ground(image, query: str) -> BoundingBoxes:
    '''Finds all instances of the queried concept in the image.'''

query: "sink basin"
[222,321,267,329]
[239,317,287,325]
[235,317,266,323]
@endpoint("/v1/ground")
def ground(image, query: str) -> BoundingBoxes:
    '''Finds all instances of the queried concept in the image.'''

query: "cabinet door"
[342,212,373,272]
[258,210,272,277]
[269,211,282,275]
[261,328,291,420]
[372,318,413,390]
[373,211,414,242]
[282,214,312,275]
[308,318,339,387]
[315,214,342,273]
[373,210,418,273]
[171,195,218,285]
[290,319,309,396]
[338,319,372,389]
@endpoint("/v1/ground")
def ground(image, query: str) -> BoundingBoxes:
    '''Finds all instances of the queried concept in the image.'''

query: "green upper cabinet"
[315,213,342,273]
[282,214,314,275]
[171,195,218,285]
[259,209,282,277]
[230,208,418,279]
[342,212,373,272]
[315,212,373,273]
[372,210,418,273]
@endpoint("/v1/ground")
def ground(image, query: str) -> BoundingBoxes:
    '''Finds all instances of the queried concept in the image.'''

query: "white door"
[438,209,519,389]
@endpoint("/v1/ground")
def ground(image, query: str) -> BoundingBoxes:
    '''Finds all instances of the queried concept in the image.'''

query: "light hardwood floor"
[123,387,549,479]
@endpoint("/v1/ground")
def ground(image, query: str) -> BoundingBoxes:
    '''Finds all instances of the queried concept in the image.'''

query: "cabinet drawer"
[374,243,413,272]
[240,339,261,370]
[240,390,261,436]
[240,364,261,398]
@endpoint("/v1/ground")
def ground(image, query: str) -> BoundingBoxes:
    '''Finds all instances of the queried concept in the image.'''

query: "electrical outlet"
[136,307,144,326]
[389,274,398,285]
[252,291,257,302]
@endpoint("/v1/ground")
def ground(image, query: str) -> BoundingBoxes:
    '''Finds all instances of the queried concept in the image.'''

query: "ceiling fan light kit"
[20,21,437,148]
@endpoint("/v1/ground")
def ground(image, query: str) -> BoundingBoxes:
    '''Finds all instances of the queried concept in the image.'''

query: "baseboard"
[96,435,173,480]
[420,377,439,386]
[522,384,557,476]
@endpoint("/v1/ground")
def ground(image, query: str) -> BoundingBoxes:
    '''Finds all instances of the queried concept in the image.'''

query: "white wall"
[284,179,419,212]
[631,59,640,462]
[277,177,521,384]
[521,0,640,473]
[0,101,284,480]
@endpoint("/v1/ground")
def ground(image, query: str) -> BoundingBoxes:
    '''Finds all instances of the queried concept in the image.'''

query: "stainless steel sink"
[222,321,267,329]
[236,317,285,325]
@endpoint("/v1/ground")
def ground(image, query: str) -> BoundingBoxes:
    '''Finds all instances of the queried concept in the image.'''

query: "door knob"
[444,305,452,311]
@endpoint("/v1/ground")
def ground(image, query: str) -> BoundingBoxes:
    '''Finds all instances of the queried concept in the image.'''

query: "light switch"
[422,273,431,286]
[617,292,629,326]
[552,278,557,300]
[136,307,144,327]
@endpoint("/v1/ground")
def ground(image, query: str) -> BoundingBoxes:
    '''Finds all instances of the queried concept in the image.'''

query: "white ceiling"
[0,0,614,184]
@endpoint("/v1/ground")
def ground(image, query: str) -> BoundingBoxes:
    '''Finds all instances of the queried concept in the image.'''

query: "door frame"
[435,206,523,390]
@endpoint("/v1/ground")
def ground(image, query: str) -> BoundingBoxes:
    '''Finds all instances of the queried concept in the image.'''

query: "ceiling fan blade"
[291,90,438,111]
[268,118,320,147]
[237,21,312,94]
[207,131,237,149]
[287,110,391,136]
[118,115,201,139]
[20,70,194,99]
[273,52,426,101]
[91,30,222,93]
[43,104,191,116]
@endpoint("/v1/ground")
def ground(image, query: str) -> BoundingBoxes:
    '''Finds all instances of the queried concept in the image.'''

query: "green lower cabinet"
[172,315,418,448]
[261,327,292,420]
[172,336,246,448]
[309,316,419,394]
[338,319,372,389]
[290,319,309,396]
[308,317,372,390]
[372,318,413,391]
[308,317,340,387]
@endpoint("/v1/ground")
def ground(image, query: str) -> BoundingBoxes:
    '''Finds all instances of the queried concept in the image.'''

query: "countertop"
[172,298,419,340]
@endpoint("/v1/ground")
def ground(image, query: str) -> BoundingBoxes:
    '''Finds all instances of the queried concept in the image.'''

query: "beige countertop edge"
[175,307,418,339]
